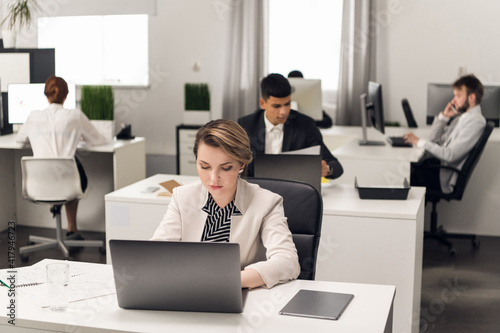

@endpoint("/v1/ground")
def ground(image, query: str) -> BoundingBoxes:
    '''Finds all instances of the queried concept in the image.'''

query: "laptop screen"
[109,240,245,313]
[253,154,322,192]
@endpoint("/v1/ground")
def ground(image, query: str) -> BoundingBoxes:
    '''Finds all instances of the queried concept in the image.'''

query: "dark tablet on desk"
[279,289,354,320]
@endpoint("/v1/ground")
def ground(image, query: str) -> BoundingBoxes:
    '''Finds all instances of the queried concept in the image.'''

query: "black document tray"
[355,177,410,200]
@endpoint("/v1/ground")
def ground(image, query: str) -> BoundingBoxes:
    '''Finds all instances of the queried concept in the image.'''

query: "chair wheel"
[448,248,457,256]
[472,239,480,248]
[20,254,29,262]
[99,247,106,255]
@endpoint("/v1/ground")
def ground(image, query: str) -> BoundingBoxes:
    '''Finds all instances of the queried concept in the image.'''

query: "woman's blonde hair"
[193,119,253,175]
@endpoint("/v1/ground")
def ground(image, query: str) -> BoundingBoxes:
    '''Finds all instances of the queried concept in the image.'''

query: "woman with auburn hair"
[17,76,107,238]
[151,119,300,289]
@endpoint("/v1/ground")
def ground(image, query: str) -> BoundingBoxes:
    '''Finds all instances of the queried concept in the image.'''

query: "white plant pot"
[90,120,115,143]
[183,110,210,125]
[1,29,17,48]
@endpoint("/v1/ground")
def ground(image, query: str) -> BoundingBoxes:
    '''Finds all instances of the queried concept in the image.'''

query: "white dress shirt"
[16,103,107,157]
[264,113,284,154]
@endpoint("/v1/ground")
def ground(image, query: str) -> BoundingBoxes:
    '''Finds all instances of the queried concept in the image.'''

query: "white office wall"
[374,0,500,126]
[1,0,229,171]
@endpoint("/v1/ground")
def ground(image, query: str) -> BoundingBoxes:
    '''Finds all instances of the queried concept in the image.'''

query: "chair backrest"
[451,121,494,200]
[245,177,323,280]
[402,98,418,128]
[21,157,84,203]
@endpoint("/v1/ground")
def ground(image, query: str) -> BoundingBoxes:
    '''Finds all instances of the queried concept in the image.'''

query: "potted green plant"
[80,85,115,141]
[1,0,39,48]
[184,83,210,124]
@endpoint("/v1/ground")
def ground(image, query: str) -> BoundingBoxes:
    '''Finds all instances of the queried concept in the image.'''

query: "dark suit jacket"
[238,109,343,179]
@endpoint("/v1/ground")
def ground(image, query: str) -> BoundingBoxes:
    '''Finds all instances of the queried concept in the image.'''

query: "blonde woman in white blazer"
[151,119,300,289]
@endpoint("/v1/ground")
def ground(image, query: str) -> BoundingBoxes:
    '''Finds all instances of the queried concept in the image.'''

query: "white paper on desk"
[281,145,321,155]
[14,265,116,308]
[1,262,86,287]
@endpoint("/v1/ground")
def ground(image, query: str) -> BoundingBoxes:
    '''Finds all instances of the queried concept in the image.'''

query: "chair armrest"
[418,163,467,177]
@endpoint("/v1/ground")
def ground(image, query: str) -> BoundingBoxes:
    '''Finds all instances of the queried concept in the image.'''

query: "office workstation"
[0,134,146,233]
[2,1,500,332]
[104,173,424,333]
[0,260,396,333]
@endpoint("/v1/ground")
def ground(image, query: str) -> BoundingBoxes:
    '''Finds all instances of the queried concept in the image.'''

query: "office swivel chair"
[246,178,323,280]
[402,98,418,128]
[424,122,494,255]
[19,157,104,261]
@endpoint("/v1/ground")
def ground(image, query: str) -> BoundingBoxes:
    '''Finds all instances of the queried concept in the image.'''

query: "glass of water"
[46,263,70,312]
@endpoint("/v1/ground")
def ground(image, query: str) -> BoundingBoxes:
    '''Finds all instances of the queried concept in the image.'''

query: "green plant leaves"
[1,0,39,30]
[185,83,210,111]
[80,85,114,120]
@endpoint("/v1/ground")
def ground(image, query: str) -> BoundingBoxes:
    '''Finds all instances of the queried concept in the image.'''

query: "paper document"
[281,145,321,155]
[1,259,116,307]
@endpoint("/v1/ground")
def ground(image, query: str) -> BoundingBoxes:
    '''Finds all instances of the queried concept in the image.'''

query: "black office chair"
[424,122,494,255]
[402,98,418,128]
[246,177,323,280]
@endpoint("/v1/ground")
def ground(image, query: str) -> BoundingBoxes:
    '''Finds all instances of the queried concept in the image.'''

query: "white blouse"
[16,103,107,157]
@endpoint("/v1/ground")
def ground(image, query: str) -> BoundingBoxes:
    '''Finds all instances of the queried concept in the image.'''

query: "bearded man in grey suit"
[404,74,486,194]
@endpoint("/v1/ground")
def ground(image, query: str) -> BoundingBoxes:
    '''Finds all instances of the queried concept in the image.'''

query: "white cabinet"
[176,125,200,175]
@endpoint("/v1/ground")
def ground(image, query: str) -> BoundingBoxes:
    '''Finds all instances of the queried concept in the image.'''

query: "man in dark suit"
[238,73,343,179]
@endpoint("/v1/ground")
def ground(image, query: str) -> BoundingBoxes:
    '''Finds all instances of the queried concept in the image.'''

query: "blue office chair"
[246,177,323,280]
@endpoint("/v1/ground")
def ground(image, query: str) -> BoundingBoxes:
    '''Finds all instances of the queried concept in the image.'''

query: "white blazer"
[151,178,300,288]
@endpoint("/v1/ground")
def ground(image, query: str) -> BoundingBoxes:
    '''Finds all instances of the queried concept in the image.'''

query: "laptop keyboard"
[387,136,412,148]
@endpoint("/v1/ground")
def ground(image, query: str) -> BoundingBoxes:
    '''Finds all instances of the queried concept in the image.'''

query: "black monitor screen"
[367,81,385,134]
[480,85,500,127]
[427,83,455,124]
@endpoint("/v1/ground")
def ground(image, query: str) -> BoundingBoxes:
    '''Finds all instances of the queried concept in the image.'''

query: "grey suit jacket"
[151,178,300,288]
[424,105,486,193]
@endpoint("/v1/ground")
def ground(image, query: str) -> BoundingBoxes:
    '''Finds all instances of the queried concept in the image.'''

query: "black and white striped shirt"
[201,194,241,242]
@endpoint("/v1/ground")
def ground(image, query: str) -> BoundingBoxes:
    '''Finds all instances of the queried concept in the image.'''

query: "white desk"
[321,126,424,186]
[105,174,425,333]
[318,183,425,333]
[322,125,500,237]
[0,134,146,232]
[0,259,395,333]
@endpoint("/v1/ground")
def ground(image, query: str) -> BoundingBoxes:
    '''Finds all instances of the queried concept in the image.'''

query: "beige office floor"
[1,226,500,332]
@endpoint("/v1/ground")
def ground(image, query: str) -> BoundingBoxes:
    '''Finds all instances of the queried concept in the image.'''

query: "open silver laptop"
[109,240,246,313]
[253,153,322,192]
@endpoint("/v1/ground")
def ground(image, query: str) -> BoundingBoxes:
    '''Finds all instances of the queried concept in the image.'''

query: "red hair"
[44,76,69,104]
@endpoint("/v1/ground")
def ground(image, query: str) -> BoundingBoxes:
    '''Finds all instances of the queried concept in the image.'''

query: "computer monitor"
[359,81,385,146]
[426,83,454,124]
[427,83,500,126]
[481,85,500,126]
[288,78,323,121]
[7,83,76,124]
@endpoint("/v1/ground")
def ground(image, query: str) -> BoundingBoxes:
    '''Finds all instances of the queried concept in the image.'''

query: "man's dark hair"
[260,73,291,100]
[287,70,304,78]
[453,74,484,104]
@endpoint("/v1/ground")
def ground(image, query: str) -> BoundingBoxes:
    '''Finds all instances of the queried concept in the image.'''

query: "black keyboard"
[387,136,412,148]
